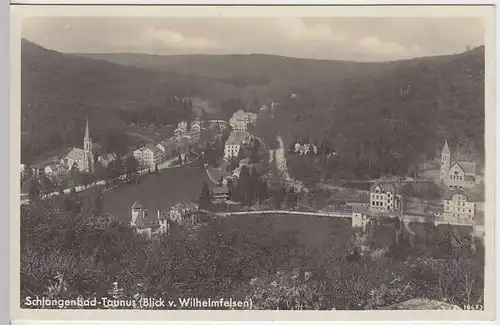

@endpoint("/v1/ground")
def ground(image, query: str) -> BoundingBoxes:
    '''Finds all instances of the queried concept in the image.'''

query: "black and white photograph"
[10,4,495,321]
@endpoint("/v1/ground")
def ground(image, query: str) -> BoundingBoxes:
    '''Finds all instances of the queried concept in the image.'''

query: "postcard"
[9,4,496,322]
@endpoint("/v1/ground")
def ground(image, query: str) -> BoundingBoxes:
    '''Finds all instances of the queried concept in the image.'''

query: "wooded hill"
[21,40,197,163]
[23,39,484,172]
[275,46,485,180]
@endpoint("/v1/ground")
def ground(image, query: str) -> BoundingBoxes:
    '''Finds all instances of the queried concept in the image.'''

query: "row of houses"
[132,119,204,168]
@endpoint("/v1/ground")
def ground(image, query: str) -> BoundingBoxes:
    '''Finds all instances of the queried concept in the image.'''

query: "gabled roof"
[135,209,160,229]
[212,186,230,195]
[131,201,143,210]
[370,182,397,194]
[65,148,86,161]
[443,189,468,201]
[352,204,368,214]
[455,161,476,175]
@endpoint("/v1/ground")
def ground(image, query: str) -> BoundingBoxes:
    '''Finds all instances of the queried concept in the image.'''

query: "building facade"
[229,110,257,132]
[224,131,252,159]
[133,145,163,168]
[369,182,403,213]
[440,140,480,189]
[442,190,476,222]
[61,118,95,173]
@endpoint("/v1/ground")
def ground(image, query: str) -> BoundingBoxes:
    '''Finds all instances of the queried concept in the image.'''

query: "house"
[190,121,201,134]
[156,139,177,157]
[352,205,370,231]
[130,201,172,238]
[133,148,144,162]
[133,145,163,168]
[60,118,95,173]
[440,140,480,189]
[168,201,199,227]
[224,131,252,159]
[239,158,250,168]
[211,186,230,202]
[369,182,403,214]
[97,153,117,168]
[229,110,257,132]
[260,104,268,111]
[43,163,63,176]
[177,121,188,132]
[442,190,476,223]
[293,141,318,155]
[209,119,228,130]
[142,145,163,168]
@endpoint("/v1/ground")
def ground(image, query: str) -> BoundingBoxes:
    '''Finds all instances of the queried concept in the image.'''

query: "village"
[18,91,486,249]
[20,97,486,250]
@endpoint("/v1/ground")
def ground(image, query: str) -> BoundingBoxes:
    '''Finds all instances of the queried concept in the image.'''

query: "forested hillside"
[21,40,197,163]
[275,47,485,182]
[23,39,484,171]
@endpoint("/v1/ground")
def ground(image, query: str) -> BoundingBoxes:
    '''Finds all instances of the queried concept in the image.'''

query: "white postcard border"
[8,3,498,322]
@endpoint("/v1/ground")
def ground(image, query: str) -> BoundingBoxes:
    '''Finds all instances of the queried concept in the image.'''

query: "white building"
[294,141,318,155]
[209,119,228,130]
[351,205,370,231]
[229,110,257,132]
[142,145,163,168]
[97,153,117,168]
[156,139,177,157]
[61,118,95,173]
[369,182,403,213]
[224,131,252,159]
[442,190,476,222]
[133,145,163,168]
[440,140,481,190]
[168,201,199,227]
[130,201,172,238]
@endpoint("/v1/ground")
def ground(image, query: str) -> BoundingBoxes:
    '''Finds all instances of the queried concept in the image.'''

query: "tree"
[237,147,246,161]
[285,187,298,209]
[154,164,160,175]
[235,166,251,205]
[94,162,108,181]
[219,176,224,186]
[26,179,40,201]
[198,182,212,210]
[178,153,183,165]
[253,111,279,149]
[124,156,139,181]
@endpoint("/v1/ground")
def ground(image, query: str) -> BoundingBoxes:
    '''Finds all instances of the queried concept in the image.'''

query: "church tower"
[83,117,94,173]
[440,140,451,183]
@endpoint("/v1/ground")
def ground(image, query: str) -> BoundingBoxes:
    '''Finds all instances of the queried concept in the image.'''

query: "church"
[440,140,481,190]
[60,118,96,173]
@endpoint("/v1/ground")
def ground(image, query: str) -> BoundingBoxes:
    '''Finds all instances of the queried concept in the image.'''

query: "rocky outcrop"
[384,298,462,310]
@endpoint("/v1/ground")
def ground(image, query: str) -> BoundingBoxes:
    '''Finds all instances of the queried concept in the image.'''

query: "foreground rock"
[385,298,462,310]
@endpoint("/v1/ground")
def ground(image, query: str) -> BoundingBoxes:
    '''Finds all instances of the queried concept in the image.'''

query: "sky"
[22,17,485,61]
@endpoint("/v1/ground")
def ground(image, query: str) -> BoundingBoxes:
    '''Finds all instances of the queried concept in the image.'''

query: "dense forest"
[21,40,195,163]
[21,195,484,310]
[275,47,485,183]
[23,40,484,173]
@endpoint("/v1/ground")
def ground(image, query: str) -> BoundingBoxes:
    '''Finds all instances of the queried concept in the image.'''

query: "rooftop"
[454,161,477,175]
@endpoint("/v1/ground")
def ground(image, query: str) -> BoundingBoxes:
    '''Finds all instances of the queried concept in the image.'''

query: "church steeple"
[84,116,91,141]
[442,140,450,155]
[83,116,94,173]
